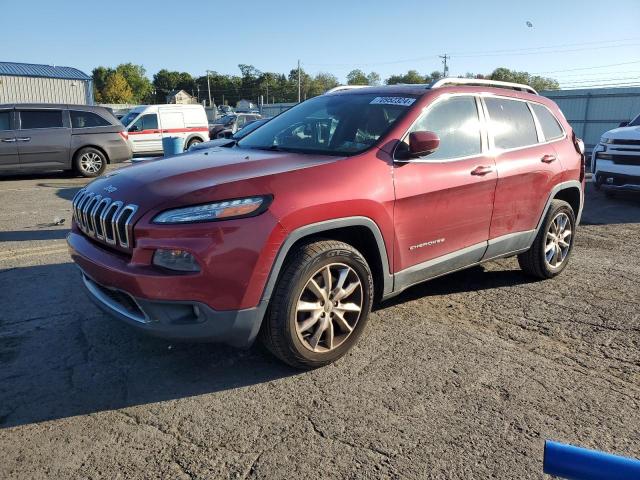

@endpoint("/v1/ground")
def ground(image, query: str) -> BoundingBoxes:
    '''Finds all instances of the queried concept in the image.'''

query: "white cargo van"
[119,105,209,154]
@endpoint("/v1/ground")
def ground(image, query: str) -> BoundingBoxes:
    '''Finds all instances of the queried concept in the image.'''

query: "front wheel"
[74,147,106,177]
[260,240,373,369]
[186,137,202,150]
[518,199,576,279]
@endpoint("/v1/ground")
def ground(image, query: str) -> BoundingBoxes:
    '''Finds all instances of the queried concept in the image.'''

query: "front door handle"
[471,165,493,176]
[541,154,557,163]
[16,137,31,142]
[1,138,16,143]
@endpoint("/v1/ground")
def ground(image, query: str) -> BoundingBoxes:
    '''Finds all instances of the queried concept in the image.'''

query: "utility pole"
[439,54,450,77]
[206,70,213,107]
[297,59,301,103]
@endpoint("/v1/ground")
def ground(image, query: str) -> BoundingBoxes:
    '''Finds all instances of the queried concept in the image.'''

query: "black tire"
[186,137,202,150]
[73,147,107,178]
[260,240,373,369]
[518,199,576,279]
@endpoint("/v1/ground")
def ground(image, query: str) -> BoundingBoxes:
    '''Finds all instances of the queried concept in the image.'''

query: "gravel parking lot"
[0,165,639,479]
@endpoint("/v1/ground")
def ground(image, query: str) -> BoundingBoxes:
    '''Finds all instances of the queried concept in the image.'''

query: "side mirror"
[129,124,139,132]
[409,131,440,157]
[619,121,630,128]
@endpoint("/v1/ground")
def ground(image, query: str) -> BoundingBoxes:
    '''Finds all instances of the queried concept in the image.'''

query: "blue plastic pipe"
[162,136,184,157]
[544,440,640,480]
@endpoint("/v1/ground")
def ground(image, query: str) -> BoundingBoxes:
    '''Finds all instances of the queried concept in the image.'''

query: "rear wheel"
[74,147,106,177]
[518,199,575,279]
[260,240,373,369]
[185,137,202,150]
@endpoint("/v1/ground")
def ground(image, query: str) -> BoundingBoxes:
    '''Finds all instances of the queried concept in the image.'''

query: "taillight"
[119,131,128,141]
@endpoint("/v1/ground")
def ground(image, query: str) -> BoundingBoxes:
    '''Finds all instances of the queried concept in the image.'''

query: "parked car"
[68,79,585,368]
[209,113,262,139]
[592,113,640,193]
[0,104,131,177]
[190,118,269,151]
[120,104,209,155]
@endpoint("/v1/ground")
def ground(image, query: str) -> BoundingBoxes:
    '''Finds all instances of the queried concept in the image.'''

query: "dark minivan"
[0,104,132,177]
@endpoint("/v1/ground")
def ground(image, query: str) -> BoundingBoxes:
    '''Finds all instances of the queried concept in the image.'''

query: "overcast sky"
[5,0,640,88]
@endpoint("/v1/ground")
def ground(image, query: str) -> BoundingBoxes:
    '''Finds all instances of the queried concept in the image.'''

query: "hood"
[601,125,640,141]
[83,147,341,213]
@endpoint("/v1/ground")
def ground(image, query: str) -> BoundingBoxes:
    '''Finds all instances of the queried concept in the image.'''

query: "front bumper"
[68,231,267,347]
[595,171,640,192]
[80,271,265,347]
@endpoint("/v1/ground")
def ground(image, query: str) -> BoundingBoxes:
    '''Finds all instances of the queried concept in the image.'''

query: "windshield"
[120,111,141,127]
[237,93,417,155]
[215,114,236,125]
[232,119,267,139]
[629,113,640,127]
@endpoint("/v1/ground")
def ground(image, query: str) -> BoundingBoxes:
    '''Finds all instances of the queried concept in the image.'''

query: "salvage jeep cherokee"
[68,78,585,368]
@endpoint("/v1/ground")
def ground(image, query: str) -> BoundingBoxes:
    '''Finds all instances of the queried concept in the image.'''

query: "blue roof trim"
[0,61,91,81]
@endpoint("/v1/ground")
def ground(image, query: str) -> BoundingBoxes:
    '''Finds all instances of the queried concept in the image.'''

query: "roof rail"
[430,77,538,95]
[324,85,369,94]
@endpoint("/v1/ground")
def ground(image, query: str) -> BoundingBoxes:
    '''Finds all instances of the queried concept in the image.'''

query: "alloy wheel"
[79,152,103,174]
[545,212,572,268]
[295,263,363,353]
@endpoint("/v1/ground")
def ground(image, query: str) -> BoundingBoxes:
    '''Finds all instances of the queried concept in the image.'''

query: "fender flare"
[260,216,393,304]
[534,180,584,234]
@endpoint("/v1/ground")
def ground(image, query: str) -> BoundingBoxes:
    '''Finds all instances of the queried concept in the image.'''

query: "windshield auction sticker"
[370,97,416,106]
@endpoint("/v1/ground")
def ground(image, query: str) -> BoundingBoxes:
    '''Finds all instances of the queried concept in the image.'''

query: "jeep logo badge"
[104,185,117,193]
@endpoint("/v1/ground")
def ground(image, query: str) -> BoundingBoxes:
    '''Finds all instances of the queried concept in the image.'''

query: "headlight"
[153,196,271,224]
[600,137,613,144]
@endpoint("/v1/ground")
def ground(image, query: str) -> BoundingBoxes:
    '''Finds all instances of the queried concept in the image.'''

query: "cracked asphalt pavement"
[1,166,639,479]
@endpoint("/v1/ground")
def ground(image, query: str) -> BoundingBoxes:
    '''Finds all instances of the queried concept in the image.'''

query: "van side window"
[70,111,111,128]
[132,114,158,132]
[485,98,538,149]
[404,96,482,160]
[0,111,11,131]
[19,110,63,129]
[530,103,564,141]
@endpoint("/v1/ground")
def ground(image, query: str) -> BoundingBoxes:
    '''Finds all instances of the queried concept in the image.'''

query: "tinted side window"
[408,96,482,160]
[70,110,111,128]
[485,98,538,149]
[0,111,11,131]
[20,110,63,129]
[530,103,564,141]
[132,114,158,131]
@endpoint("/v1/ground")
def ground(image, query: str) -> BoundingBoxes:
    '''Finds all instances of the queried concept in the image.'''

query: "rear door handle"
[541,154,557,163]
[471,165,493,176]
[1,138,16,143]
[16,137,31,142]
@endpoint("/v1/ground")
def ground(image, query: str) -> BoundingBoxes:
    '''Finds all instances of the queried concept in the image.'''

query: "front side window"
[19,110,63,129]
[120,110,141,127]
[131,114,158,132]
[530,103,563,141]
[400,96,482,160]
[238,93,416,155]
[485,97,538,149]
[70,110,111,128]
[0,111,11,131]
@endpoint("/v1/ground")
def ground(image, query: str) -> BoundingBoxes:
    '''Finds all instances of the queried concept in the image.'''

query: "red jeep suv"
[68,79,585,368]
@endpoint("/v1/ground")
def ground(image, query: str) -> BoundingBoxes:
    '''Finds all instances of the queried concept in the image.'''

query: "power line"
[532,59,640,74]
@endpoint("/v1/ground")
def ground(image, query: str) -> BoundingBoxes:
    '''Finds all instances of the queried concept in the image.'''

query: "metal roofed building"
[0,61,93,104]
[541,87,640,155]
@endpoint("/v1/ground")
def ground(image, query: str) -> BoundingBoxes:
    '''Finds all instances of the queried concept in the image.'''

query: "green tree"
[366,71,381,86]
[347,69,369,85]
[115,63,153,103]
[102,72,133,104]
[489,67,559,91]
[91,66,113,103]
[386,70,426,84]
[308,72,339,96]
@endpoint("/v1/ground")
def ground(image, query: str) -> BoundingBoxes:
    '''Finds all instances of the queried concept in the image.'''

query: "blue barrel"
[162,136,185,157]
[544,440,640,480]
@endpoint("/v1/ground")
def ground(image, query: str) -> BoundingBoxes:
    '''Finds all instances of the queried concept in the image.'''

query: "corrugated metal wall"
[542,87,640,154]
[0,75,89,104]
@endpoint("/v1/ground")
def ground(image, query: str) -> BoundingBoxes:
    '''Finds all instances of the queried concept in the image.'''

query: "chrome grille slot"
[72,188,139,250]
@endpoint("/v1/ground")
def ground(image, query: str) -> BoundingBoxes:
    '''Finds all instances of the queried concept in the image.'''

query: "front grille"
[596,153,640,166]
[610,139,640,146]
[72,189,138,249]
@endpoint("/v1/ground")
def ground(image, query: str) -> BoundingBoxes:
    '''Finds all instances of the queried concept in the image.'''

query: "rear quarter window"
[485,98,538,149]
[70,110,111,128]
[530,103,564,141]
